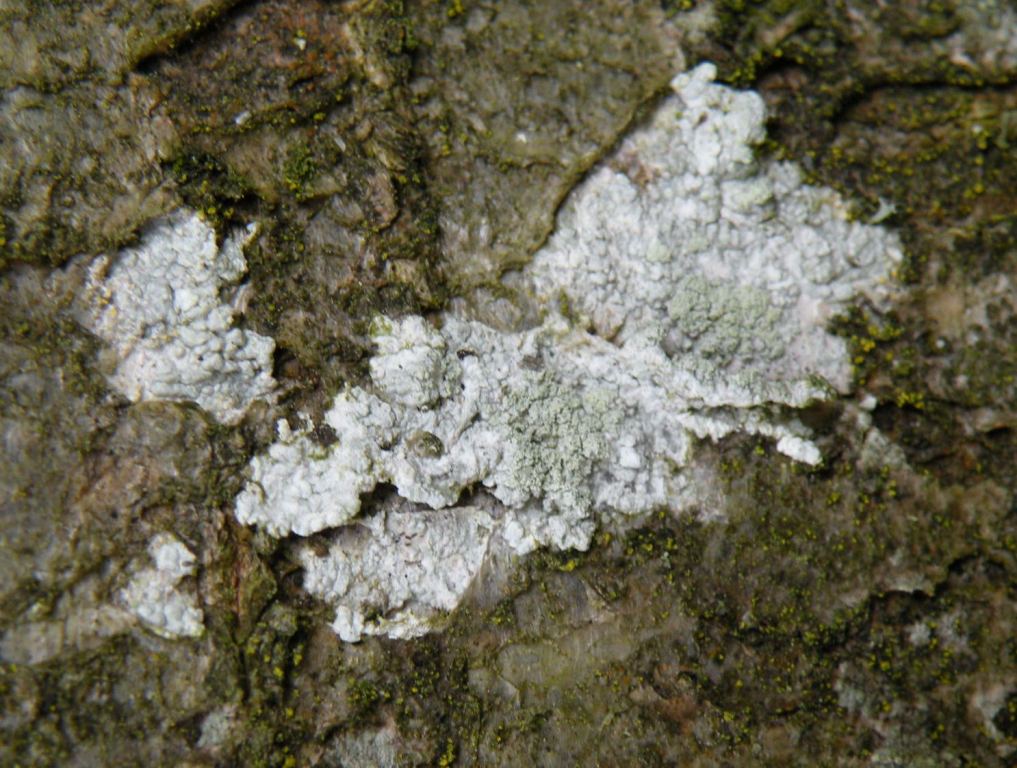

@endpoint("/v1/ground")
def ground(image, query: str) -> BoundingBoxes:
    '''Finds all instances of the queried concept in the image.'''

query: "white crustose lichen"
[234,63,903,641]
[81,210,276,424]
[120,533,204,639]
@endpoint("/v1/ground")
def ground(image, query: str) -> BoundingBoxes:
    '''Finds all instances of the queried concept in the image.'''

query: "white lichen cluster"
[81,210,275,424]
[526,63,901,392]
[238,314,822,543]
[301,504,496,641]
[120,533,204,639]
[234,63,903,641]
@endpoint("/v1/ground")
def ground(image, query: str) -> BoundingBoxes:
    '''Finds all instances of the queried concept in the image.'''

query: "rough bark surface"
[2,1,1017,766]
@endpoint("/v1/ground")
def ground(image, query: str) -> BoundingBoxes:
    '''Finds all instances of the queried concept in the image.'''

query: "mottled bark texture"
[2,1,1017,766]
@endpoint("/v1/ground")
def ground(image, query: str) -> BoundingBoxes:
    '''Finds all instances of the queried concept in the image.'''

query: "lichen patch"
[78,210,276,424]
[232,64,904,641]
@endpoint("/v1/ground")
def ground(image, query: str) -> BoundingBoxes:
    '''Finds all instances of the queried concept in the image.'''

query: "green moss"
[486,599,516,628]
[282,143,320,200]
[444,0,465,20]
[437,737,457,766]
[661,0,700,14]
[347,677,390,723]
[830,307,905,385]
[712,0,828,86]
[170,151,255,229]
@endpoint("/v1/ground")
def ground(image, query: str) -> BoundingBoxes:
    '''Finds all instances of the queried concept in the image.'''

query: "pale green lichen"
[496,372,623,518]
[665,275,784,366]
